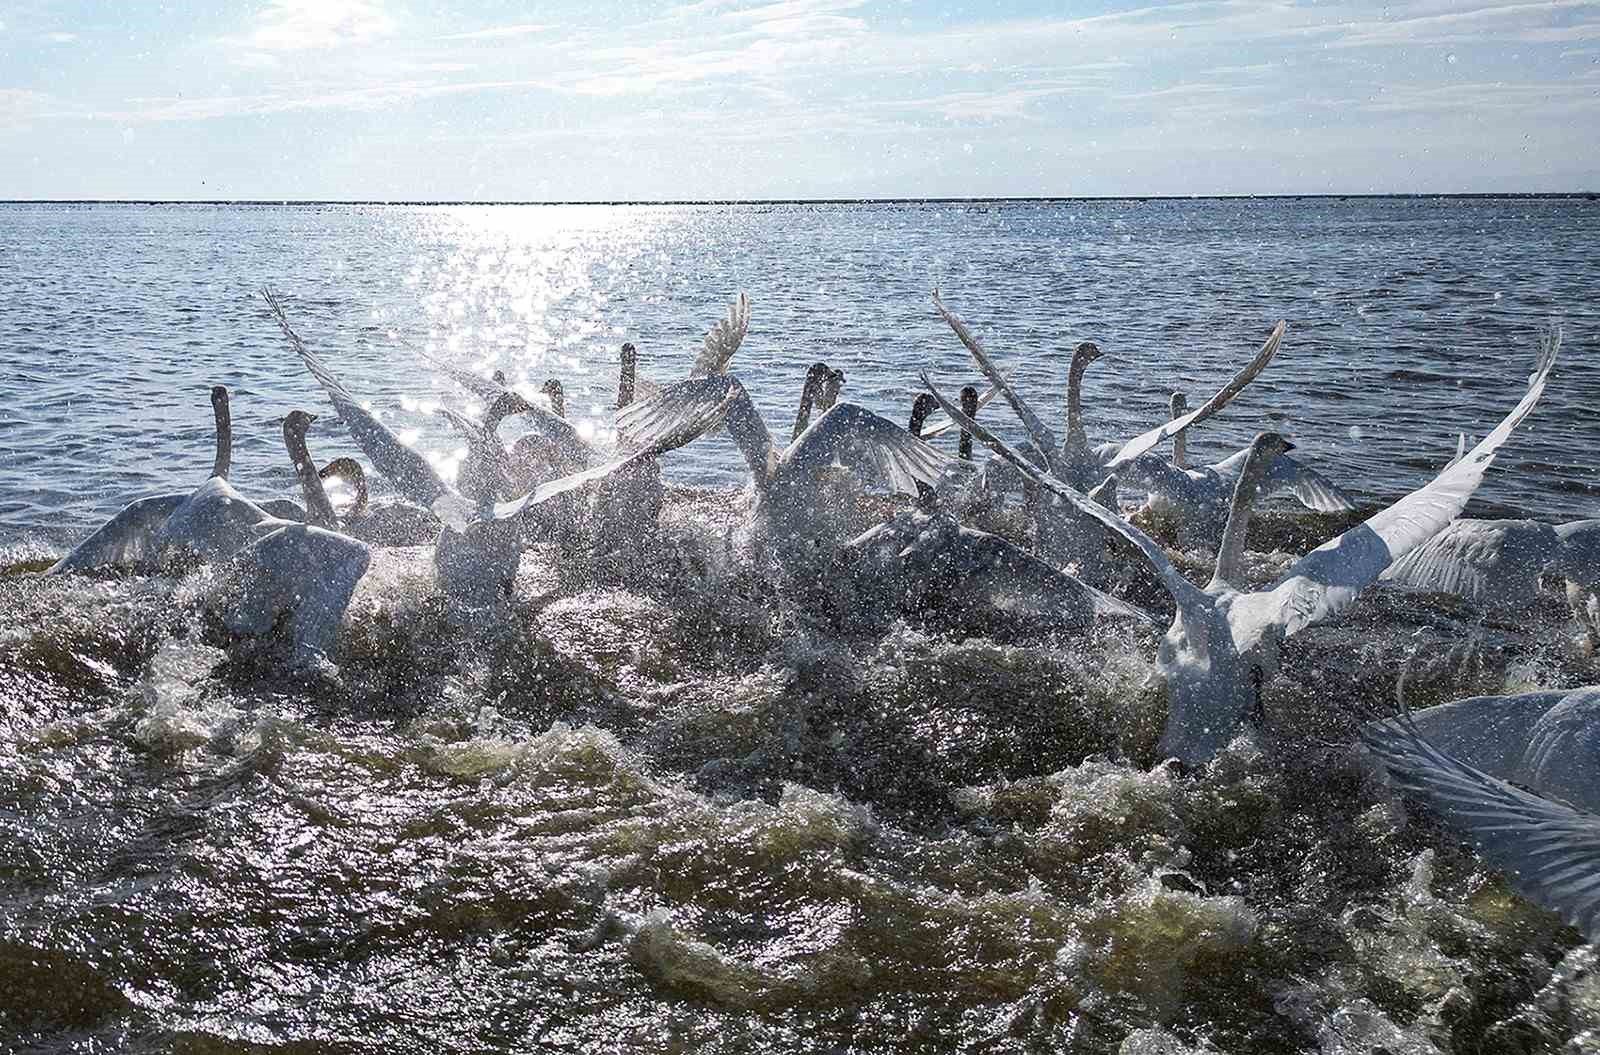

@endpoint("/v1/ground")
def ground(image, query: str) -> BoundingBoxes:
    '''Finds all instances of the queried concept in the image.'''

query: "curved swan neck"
[542,379,566,419]
[959,385,980,460]
[1065,343,1098,451]
[319,456,370,519]
[617,343,637,409]
[1211,433,1289,590]
[792,364,827,441]
[907,394,937,438]
[210,386,232,479]
[484,391,532,434]
[283,416,339,529]
[1170,392,1189,468]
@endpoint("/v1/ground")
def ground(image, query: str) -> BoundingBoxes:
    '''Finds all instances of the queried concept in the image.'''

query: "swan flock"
[40,287,1598,943]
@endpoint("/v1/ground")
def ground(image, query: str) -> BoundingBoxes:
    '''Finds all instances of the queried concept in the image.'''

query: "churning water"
[2,199,1599,1052]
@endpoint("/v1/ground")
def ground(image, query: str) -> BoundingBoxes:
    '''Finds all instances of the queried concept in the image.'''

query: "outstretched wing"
[689,292,750,378]
[399,337,507,405]
[922,372,1210,620]
[264,290,453,511]
[618,374,773,480]
[783,403,952,497]
[1234,329,1560,639]
[1102,321,1286,469]
[1363,714,1600,941]
[919,381,1005,440]
[933,291,1063,472]
[1267,454,1359,514]
[1380,519,1554,608]
[494,386,735,520]
[46,493,188,575]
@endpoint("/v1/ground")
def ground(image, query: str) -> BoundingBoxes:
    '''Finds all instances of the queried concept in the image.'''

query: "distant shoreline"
[1,192,1595,206]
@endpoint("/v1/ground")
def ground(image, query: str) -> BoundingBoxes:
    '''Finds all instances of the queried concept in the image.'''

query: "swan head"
[282,409,317,441]
[620,342,637,366]
[492,369,507,386]
[1073,341,1103,366]
[211,385,230,408]
[1169,391,1188,418]
[1248,431,1295,463]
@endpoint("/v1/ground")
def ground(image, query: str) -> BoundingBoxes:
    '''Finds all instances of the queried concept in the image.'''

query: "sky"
[0,0,1597,199]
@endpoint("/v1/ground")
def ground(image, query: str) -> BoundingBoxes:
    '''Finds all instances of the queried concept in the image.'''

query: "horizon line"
[2,191,1597,207]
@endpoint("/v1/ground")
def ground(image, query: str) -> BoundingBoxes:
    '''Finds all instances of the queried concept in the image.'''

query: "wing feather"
[1103,321,1286,469]
[690,292,750,378]
[46,494,189,575]
[782,403,951,497]
[1363,714,1600,941]
[932,291,1063,471]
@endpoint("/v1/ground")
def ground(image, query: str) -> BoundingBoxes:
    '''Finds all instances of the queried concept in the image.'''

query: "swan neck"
[284,424,338,529]
[959,386,979,460]
[792,374,820,442]
[617,346,637,409]
[1065,349,1091,450]
[1212,442,1277,590]
[907,399,933,438]
[211,392,232,479]
[321,457,370,519]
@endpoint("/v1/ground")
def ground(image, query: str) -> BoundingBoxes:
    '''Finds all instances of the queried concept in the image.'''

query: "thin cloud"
[234,0,397,52]
[439,23,554,42]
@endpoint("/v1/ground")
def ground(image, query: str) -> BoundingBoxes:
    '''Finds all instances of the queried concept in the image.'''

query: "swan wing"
[1363,714,1600,941]
[618,374,773,479]
[222,524,372,668]
[922,371,1209,617]
[782,402,952,497]
[918,381,1005,440]
[495,385,736,519]
[1379,519,1554,607]
[265,291,453,511]
[1103,321,1286,470]
[1235,329,1559,639]
[46,493,189,575]
[932,291,1062,469]
[689,292,750,378]
[1265,454,1359,513]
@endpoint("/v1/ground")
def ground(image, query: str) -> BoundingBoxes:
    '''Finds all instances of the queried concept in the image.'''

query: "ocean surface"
[2,199,1599,1052]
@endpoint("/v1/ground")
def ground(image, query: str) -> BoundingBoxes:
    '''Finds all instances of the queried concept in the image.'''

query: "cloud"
[235,0,397,52]
[45,31,77,44]
[439,23,554,42]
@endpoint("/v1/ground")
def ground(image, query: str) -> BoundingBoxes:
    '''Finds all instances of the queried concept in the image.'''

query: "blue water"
[3,197,1597,542]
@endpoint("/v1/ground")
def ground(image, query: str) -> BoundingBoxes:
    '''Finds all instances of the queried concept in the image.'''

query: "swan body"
[219,523,373,668]
[1363,704,1600,941]
[925,326,1561,766]
[48,386,289,575]
[316,457,439,546]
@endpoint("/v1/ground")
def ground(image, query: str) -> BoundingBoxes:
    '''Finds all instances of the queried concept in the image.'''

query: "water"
[3,199,1600,1052]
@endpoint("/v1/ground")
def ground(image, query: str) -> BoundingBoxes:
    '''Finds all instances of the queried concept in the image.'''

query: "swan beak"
[1282,439,1297,453]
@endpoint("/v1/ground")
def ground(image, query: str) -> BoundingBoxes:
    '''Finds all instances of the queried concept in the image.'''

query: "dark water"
[3,200,1599,1052]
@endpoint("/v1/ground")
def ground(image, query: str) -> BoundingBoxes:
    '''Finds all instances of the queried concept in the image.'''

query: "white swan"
[1362,704,1600,941]
[219,522,373,669]
[616,371,951,550]
[932,293,1286,582]
[923,326,1560,766]
[48,386,289,575]
[267,292,721,604]
[1117,389,1358,544]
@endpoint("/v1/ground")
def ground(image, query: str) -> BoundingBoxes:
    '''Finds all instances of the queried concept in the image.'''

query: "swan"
[48,386,288,575]
[1362,705,1600,941]
[1117,388,1358,544]
[218,522,373,669]
[616,370,952,554]
[932,293,1286,582]
[923,326,1560,766]
[281,411,440,545]
[542,378,566,419]
[1380,516,1600,621]
[817,367,845,413]
[266,291,723,604]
